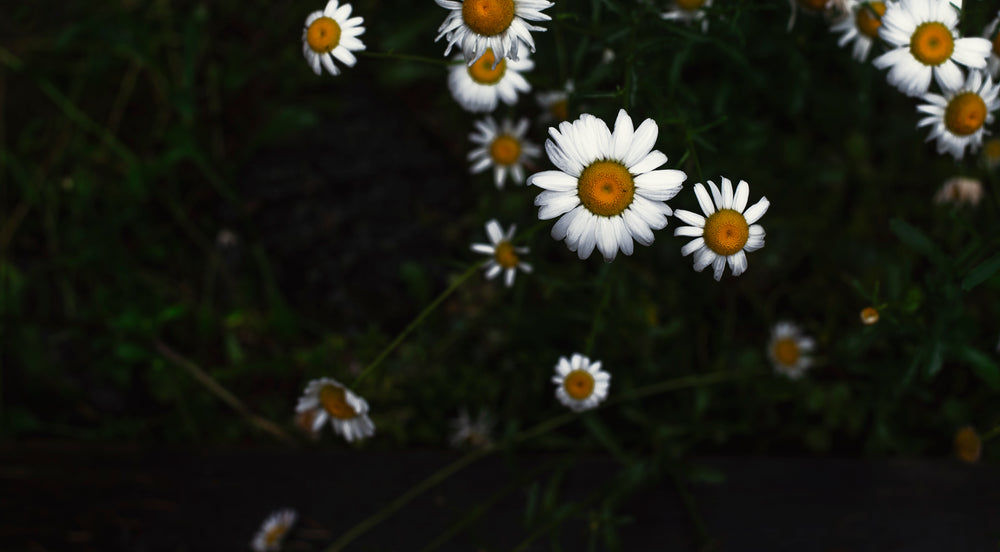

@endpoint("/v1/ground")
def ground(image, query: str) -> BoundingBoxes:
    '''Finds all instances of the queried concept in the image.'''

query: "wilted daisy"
[449,408,495,448]
[536,80,574,123]
[448,49,533,113]
[872,0,991,97]
[302,0,366,76]
[673,177,768,281]
[470,219,532,287]
[552,353,610,412]
[661,0,713,32]
[528,109,687,262]
[295,377,375,442]
[954,426,982,463]
[916,70,999,159]
[768,321,816,379]
[934,176,984,206]
[251,509,297,552]
[983,11,1000,78]
[831,0,889,61]
[468,117,540,188]
[435,0,554,67]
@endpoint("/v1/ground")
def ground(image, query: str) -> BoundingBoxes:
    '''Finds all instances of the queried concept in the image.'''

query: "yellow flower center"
[490,134,521,165]
[264,523,289,545]
[909,22,954,66]
[955,426,982,463]
[675,0,706,11]
[577,161,635,217]
[467,49,507,84]
[855,2,886,39]
[944,92,987,136]
[860,306,879,325]
[494,241,519,268]
[462,0,515,37]
[306,17,342,54]
[550,99,568,121]
[772,337,800,367]
[319,384,357,420]
[563,369,595,400]
[702,209,749,256]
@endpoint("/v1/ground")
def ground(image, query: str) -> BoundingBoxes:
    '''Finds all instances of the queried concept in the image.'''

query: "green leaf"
[956,346,1000,390]
[962,252,1000,291]
[890,218,945,263]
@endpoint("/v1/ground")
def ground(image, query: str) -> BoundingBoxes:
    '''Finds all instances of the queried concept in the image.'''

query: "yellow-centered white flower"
[251,509,297,552]
[528,109,687,262]
[470,219,532,287]
[916,70,999,159]
[552,353,610,412]
[982,11,1000,79]
[295,377,375,442]
[448,49,533,112]
[302,0,366,76]
[661,0,713,33]
[831,0,892,61]
[674,177,768,281]
[768,321,816,379]
[468,117,540,188]
[435,0,553,68]
[872,0,991,97]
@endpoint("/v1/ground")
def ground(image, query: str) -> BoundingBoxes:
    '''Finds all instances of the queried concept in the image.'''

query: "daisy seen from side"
[552,353,610,413]
[468,116,540,188]
[528,109,687,262]
[449,408,495,448]
[831,0,890,61]
[661,0,713,33]
[302,0,366,76]
[768,321,816,379]
[435,0,554,67]
[982,11,1000,78]
[916,70,999,159]
[673,177,768,281]
[536,80,574,123]
[470,219,532,287]
[872,0,991,97]
[448,49,533,113]
[295,377,375,442]
[251,509,297,552]
[934,176,984,206]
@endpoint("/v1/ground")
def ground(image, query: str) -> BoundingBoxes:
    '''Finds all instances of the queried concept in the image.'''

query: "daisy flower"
[435,0,554,68]
[295,377,375,442]
[916,70,1000,159]
[468,117,540,188]
[448,49,533,113]
[983,137,1000,169]
[872,0,991,97]
[470,219,532,287]
[673,177,768,281]
[982,11,1000,79]
[768,321,816,379]
[860,306,880,324]
[933,176,984,206]
[528,109,687,262]
[552,353,610,413]
[536,80,574,123]
[954,426,982,463]
[449,408,495,448]
[251,509,297,552]
[302,0,366,76]
[831,0,890,61]
[661,0,713,33]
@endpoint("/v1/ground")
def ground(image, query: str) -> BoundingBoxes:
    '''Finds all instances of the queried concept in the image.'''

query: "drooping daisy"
[767,321,816,379]
[295,377,375,442]
[934,176,984,206]
[673,177,768,281]
[982,11,1000,78]
[954,426,982,463]
[661,0,713,33]
[251,509,297,552]
[552,353,610,412]
[872,0,991,97]
[536,80,574,123]
[449,408,495,448]
[859,306,880,324]
[302,0,366,76]
[916,70,1000,159]
[528,109,687,262]
[435,0,554,67]
[468,117,540,188]
[831,0,890,61]
[448,49,533,113]
[470,219,532,287]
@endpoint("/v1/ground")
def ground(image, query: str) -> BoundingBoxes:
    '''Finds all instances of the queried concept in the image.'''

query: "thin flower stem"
[351,263,480,388]
[584,264,613,357]
[359,50,453,67]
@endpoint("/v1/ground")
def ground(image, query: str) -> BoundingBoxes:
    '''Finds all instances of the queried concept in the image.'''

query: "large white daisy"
[552,353,610,413]
[673,177,768,281]
[468,116,540,188]
[470,219,532,287]
[251,509,297,552]
[768,321,816,379]
[661,0,713,33]
[448,49,533,113]
[295,377,375,442]
[527,109,687,262]
[831,0,890,62]
[872,0,991,97]
[916,70,1000,159]
[302,0,366,76]
[435,0,554,67]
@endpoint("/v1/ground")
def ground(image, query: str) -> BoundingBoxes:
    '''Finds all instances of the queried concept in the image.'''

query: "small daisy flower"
[768,321,816,379]
[470,219,532,287]
[872,0,991,97]
[860,306,880,324]
[251,509,297,552]
[661,0,713,33]
[536,80,574,123]
[982,11,1000,79]
[435,0,554,67]
[673,177,768,281]
[831,1,890,62]
[468,117,540,188]
[449,408,495,448]
[295,377,375,442]
[448,49,533,113]
[552,353,610,412]
[954,426,982,463]
[528,109,687,262]
[916,70,1000,159]
[983,137,1000,169]
[302,0,366,76]
[934,176,984,206]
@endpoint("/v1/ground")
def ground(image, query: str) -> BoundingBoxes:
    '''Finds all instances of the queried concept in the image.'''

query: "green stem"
[981,424,1000,443]
[351,263,479,388]
[583,265,613,356]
